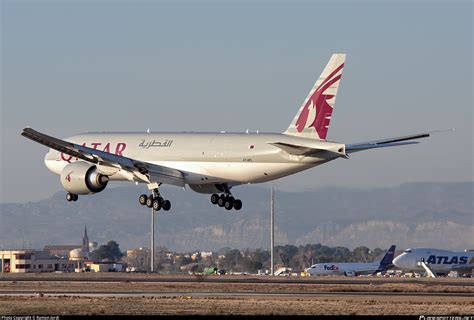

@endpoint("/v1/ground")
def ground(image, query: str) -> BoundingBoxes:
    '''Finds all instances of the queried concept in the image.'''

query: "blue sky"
[1,0,472,203]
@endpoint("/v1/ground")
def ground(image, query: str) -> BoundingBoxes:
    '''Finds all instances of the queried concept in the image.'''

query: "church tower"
[82,225,90,252]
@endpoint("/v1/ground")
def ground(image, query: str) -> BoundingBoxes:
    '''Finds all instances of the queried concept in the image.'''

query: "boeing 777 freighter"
[22,54,435,211]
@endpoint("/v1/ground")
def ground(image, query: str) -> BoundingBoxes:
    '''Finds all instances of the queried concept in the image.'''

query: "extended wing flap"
[21,127,185,187]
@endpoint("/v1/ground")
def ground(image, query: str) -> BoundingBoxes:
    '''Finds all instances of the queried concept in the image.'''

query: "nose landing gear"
[66,192,78,202]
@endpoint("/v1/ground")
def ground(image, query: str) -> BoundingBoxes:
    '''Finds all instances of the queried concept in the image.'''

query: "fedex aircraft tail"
[375,245,396,273]
[284,53,346,140]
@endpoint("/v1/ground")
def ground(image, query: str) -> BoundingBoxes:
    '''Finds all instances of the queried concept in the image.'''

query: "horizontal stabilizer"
[347,132,432,154]
[346,130,453,154]
[347,141,420,153]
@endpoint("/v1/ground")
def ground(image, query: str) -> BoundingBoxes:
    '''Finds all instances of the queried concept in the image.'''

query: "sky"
[1,0,472,203]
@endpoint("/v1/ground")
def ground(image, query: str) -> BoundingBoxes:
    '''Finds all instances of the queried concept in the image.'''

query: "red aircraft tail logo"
[295,63,344,140]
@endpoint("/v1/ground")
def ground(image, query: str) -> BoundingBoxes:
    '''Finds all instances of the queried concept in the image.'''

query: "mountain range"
[1,182,472,252]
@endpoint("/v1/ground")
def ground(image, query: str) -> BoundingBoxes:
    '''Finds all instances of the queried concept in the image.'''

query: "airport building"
[85,261,124,272]
[1,226,127,273]
[0,225,91,273]
[0,249,74,273]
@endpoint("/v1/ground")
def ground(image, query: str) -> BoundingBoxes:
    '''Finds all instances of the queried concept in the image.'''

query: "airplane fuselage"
[44,132,345,191]
[306,262,381,276]
[393,248,474,274]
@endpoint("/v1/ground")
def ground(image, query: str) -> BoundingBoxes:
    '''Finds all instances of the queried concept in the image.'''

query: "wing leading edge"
[21,127,185,187]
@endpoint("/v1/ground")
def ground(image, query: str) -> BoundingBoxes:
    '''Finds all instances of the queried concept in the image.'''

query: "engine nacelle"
[188,184,224,194]
[60,161,109,195]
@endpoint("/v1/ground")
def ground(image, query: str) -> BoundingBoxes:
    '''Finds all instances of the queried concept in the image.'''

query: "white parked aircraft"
[393,248,474,276]
[22,54,435,211]
[305,245,396,276]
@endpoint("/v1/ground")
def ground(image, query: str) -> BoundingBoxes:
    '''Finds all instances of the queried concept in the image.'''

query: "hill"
[1,182,472,251]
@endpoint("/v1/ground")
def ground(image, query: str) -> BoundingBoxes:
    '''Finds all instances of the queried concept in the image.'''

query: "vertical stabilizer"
[375,245,396,273]
[284,53,346,140]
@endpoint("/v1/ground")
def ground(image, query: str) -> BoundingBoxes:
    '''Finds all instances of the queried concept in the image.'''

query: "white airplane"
[22,54,435,211]
[305,245,396,276]
[393,248,474,276]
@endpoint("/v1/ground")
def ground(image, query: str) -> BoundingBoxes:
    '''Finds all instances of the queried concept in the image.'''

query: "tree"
[315,245,333,263]
[220,249,241,271]
[333,246,351,263]
[91,240,123,261]
[353,246,370,262]
[241,249,268,273]
[276,245,298,267]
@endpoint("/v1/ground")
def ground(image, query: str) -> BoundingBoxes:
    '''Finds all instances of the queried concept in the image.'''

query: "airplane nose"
[44,151,51,165]
[44,150,65,174]
[392,254,404,269]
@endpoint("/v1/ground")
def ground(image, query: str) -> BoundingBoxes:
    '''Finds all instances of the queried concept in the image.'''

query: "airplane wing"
[21,127,185,187]
[451,264,474,273]
[346,132,437,154]
[352,268,380,276]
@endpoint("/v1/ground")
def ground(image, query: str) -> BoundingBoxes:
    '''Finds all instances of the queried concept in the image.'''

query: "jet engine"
[60,161,109,195]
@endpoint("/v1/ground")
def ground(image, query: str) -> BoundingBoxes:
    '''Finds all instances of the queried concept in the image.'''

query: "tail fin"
[284,53,346,140]
[375,245,396,273]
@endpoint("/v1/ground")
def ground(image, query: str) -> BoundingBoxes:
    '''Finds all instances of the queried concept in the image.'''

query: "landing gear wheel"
[162,200,171,211]
[66,193,76,202]
[72,194,78,201]
[224,197,234,210]
[146,196,154,208]
[152,199,161,211]
[233,199,242,210]
[139,194,148,206]
[211,194,219,205]
[218,195,226,207]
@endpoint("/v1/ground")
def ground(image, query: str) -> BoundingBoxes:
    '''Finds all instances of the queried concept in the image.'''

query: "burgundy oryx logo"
[295,63,344,139]
[65,172,72,182]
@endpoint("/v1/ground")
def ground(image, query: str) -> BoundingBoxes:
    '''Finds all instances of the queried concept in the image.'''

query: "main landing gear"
[138,188,171,211]
[66,192,78,202]
[210,193,242,211]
